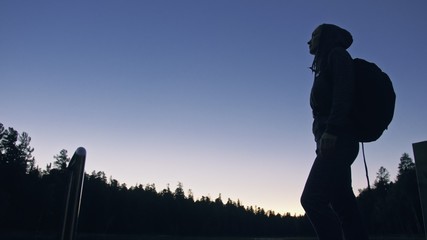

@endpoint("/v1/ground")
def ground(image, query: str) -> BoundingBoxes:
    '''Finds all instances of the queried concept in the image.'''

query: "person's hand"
[319,132,337,156]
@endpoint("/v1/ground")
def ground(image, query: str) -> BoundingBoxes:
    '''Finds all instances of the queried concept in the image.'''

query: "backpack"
[352,58,396,142]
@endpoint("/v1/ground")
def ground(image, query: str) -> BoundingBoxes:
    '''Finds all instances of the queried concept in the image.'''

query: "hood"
[318,23,353,52]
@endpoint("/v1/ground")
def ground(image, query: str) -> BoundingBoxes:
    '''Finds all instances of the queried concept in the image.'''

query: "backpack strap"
[361,142,371,190]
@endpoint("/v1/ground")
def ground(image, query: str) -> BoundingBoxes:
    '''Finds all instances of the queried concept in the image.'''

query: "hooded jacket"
[310,24,355,141]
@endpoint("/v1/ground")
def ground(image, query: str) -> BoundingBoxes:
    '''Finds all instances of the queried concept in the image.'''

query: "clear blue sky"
[1,0,426,215]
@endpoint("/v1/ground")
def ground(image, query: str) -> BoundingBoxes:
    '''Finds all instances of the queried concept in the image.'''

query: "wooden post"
[413,141,427,240]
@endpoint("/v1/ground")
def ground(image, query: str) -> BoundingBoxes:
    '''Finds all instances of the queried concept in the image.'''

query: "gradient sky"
[1,0,426,215]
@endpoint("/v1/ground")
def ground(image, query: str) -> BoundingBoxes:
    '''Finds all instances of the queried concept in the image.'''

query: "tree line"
[0,123,424,237]
[358,152,424,235]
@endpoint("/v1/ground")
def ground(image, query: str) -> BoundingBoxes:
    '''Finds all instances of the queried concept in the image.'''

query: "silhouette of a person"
[300,24,369,240]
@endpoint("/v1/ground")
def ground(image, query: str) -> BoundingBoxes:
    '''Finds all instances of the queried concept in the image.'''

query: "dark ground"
[0,233,425,240]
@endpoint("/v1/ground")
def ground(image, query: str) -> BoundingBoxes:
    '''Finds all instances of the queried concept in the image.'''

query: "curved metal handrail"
[60,147,86,240]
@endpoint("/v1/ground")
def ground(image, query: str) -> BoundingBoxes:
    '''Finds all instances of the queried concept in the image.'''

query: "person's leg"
[330,140,369,240]
[301,146,343,240]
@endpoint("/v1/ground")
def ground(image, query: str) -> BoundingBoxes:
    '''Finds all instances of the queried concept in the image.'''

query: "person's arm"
[319,47,354,155]
[325,47,355,136]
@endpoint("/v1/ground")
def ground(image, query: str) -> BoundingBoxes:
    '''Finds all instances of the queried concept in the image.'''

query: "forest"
[0,123,424,238]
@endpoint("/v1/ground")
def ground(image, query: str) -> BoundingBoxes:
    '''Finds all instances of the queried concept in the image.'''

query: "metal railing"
[60,147,86,240]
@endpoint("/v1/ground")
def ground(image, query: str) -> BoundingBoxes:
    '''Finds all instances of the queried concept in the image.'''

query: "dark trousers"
[300,137,369,240]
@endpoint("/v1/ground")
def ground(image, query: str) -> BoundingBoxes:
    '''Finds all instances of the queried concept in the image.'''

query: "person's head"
[308,26,322,55]
[308,24,353,56]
